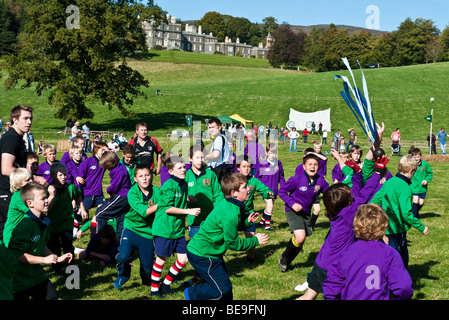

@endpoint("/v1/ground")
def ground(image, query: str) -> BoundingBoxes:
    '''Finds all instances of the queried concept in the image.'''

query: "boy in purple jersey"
[296,149,381,300]
[77,142,109,218]
[95,151,131,239]
[278,153,329,272]
[60,135,87,166]
[323,203,413,300]
[36,144,58,184]
[294,147,328,230]
[255,143,285,230]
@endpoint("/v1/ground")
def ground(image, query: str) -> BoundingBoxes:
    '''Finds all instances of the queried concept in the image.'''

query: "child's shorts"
[285,210,313,236]
[154,236,187,257]
[83,195,106,211]
[308,262,327,294]
[412,192,426,199]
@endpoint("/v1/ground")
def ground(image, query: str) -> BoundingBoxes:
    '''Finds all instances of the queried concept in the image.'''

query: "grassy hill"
[2,49,447,144]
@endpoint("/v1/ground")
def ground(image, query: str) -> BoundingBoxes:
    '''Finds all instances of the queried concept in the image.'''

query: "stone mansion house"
[142,15,273,59]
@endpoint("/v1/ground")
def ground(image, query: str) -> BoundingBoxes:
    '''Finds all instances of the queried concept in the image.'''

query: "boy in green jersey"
[370,154,429,268]
[8,182,72,300]
[185,173,269,300]
[409,148,433,218]
[185,144,225,238]
[46,163,87,273]
[236,154,273,262]
[114,164,159,289]
[151,156,200,296]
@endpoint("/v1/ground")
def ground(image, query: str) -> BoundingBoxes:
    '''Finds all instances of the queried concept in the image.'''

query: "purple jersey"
[78,156,105,197]
[279,170,329,214]
[332,163,345,183]
[107,162,131,197]
[323,240,413,300]
[255,159,285,197]
[60,151,88,166]
[315,172,380,271]
[66,159,82,188]
[37,160,59,185]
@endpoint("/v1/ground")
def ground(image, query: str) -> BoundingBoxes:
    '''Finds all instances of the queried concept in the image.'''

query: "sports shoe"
[278,256,288,272]
[114,276,129,290]
[294,281,309,292]
[160,283,174,295]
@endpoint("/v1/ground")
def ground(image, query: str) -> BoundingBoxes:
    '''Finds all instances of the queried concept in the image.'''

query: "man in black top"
[0,105,46,239]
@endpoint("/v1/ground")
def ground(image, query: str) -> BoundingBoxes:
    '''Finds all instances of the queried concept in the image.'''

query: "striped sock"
[151,262,163,292]
[163,260,186,286]
[263,210,272,229]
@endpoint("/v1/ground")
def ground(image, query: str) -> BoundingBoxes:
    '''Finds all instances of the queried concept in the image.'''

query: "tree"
[198,11,226,42]
[1,0,166,120]
[0,1,18,55]
[268,24,306,68]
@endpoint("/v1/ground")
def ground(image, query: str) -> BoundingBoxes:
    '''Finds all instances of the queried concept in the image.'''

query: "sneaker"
[264,227,274,232]
[278,256,288,272]
[160,283,174,295]
[294,281,309,292]
[258,222,265,228]
[114,276,129,290]
[150,291,163,298]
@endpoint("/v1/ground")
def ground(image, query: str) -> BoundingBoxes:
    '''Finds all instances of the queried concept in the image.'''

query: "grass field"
[1,50,449,301]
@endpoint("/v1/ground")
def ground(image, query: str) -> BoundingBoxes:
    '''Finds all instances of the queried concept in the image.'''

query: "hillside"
[1,50,448,143]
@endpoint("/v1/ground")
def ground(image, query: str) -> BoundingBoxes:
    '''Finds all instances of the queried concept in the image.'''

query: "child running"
[184,173,269,300]
[323,204,414,300]
[150,155,200,296]
[95,151,131,239]
[114,164,159,289]
[255,143,285,231]
[409,148,433,218]
[278,153,329,272]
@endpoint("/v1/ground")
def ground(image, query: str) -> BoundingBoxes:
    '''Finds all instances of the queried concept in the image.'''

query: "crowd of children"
[0,117,434,301]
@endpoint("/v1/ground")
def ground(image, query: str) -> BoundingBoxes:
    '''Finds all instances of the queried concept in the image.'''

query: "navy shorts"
[412,192,426,199]
[83,195,106,211]
[154,236,187,257]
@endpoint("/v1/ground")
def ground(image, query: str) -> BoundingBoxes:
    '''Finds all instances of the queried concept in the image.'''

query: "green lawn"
[1,50,449,301]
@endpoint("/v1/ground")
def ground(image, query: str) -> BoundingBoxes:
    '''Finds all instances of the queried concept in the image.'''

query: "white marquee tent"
[287,108,332,132]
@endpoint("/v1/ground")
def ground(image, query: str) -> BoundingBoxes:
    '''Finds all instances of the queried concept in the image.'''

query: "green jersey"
[120,159,139,186]
[411,160,433,194]
[0,240,15,300]
[370,174,425,235]
[152,177,188,239]
[7,212,49,293]
[47,183,81,233]
[2,191,29,247]
[124,183,160,239]
[185,166,224,226]
[187,198,259,259]
[244,175,273,215]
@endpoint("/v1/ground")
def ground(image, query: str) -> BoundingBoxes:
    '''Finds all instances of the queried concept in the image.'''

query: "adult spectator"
[108,138,120,153]
[132,122,163,174]
[0,105,46,238]
[258,123,265,142]
[346,128,357,152]
[81,121,91,153]
[391,128,402,155]
[71,121,81,140]
[204,117,231,181]
[437,128,449,155]
[23,131,35,152]
[2,122,10,135]
[334,129,341,150]
[427,130,437,155]
[117,132,128,149]
[302,128,309,144]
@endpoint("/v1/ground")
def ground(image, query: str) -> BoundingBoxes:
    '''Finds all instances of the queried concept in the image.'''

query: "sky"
[152,0,449,32]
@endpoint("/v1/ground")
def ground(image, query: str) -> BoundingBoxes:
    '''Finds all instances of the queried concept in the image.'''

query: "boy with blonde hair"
[370,154,428,268]
[36,144,58,184]
[323,204,413,300]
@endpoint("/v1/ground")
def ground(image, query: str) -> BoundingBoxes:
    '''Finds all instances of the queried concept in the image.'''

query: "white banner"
[288,108,332,132]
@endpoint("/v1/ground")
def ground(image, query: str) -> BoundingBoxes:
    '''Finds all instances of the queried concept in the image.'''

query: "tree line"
[269,18,448,71]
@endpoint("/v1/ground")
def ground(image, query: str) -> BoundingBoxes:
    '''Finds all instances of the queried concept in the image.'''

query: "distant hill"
[285,24,389,36]
[182,20,389,37]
